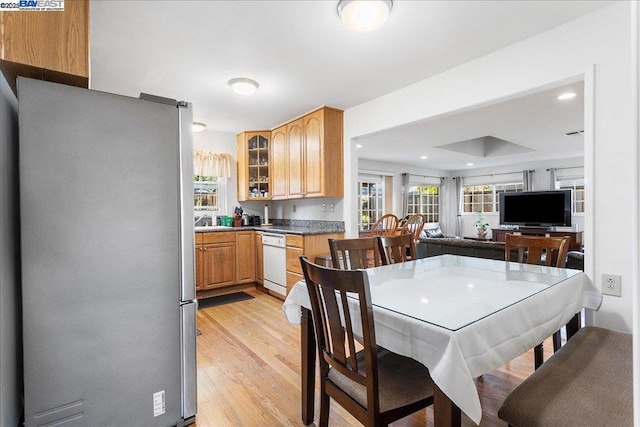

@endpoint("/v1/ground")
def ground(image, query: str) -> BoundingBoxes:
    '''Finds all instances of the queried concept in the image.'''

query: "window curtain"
[439,177,448,233]
[194,150,232,178]
[401,173,410,217]
[548,168,557,190]
[523,170,534,191]
[454,176,463,236]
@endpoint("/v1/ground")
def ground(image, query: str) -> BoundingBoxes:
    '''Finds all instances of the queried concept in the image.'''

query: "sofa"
[416,237,585,271]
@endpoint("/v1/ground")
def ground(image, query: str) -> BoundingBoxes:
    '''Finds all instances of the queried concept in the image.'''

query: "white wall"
[344,2,634,332]
[0,72,21,427]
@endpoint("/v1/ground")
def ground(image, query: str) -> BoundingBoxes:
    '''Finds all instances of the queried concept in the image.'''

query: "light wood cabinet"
[235,230,255,284]
[0,0,89,88]
[255,232,264,285]
[286,118,304,198]
[196,232,236,290]
[237,131,271,201]
[270,125,287,200]
[271,107,343,200]
[284,232,343,295]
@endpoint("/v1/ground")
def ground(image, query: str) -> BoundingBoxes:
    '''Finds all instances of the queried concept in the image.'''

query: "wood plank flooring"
[194,288,555,426]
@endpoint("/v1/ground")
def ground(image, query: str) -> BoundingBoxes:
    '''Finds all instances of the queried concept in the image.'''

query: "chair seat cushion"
[328,348,434,413]
[498,326,632,427]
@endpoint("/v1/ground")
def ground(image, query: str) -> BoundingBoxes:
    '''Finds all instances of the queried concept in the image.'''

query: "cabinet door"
[195,244,204,291]
[202,243,236,289]
[235,231,255,284]
[255,232,263,284]
[237,131,270,201]
[303,109,323,197]
[270,125,288,199]
[0,0,89,80]
[287,118,304,198]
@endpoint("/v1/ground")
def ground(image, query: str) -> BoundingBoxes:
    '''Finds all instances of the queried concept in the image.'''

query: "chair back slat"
[300,257,378,389]
[378,233,417,264]
[329,237,386,270]
[368,214,399,237]
[505,234,569,268]
[399,214,426,241]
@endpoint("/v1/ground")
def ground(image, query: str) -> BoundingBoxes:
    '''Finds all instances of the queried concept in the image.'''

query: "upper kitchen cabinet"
[237,131,271,201]
[273,106,344,200]
[270,125,287,200]
[0,0,90,90]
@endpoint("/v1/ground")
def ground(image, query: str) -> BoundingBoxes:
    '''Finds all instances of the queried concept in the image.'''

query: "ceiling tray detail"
[435,136,534,158]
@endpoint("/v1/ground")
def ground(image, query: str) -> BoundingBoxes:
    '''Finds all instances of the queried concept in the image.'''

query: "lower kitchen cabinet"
[235,230,255,284]
[196,232,236,290]
[285,232,343,295]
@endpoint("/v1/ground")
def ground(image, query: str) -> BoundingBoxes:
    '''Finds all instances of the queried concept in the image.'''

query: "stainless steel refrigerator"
[19,78,197,427]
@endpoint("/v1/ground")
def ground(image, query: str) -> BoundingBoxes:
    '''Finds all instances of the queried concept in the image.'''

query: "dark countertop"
[194,225,343,236]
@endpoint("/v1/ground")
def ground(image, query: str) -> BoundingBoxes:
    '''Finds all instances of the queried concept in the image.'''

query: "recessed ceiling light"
[467,162,474,166]
[337,0,393,32]
[228,78,259,96]
[558,92,576,100]
[356,144,363,148]
[420,155,428,159]
[192,122,206,133]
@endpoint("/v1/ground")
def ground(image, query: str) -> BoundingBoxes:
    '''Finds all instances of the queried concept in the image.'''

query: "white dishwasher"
[262,233,287,296]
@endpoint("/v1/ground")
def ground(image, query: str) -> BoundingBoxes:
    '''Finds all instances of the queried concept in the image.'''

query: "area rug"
[198,292,255,310]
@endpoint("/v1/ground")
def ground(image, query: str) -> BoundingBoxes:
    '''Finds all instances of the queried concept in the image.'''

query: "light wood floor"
[194,288,555,427]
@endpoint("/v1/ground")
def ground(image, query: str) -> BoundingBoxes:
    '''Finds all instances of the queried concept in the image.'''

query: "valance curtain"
[193,150,231,178]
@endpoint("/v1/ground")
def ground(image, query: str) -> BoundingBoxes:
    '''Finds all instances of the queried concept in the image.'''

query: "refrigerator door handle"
[178,102,196,302]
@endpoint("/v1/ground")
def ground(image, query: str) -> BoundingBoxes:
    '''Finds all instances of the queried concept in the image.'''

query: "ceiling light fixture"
[356,144,363,148]
[557,92,576,100]
[420,155,428,159]
[228,78,259,96]
[467,163,474,166]
[192,122,206,133]
[337,0,392,32]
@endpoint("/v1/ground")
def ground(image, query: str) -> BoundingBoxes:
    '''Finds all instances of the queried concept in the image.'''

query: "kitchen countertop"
[194,225,343,236]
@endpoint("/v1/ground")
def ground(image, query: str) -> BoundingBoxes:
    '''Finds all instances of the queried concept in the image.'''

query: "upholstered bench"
[498,326,633,426]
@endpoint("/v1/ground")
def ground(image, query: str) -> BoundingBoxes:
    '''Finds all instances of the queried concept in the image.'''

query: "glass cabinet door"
[247,134,269,198]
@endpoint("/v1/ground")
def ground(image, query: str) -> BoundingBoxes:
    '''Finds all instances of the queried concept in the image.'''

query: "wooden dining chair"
[367,214,399,237]
[398,214,425,241]
[299,256,434,427]
[505,233,570,369]
[329,237,386,270]
[378,233,417,264]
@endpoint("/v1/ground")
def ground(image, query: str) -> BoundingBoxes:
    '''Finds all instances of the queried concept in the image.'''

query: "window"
[358,177,384,232]
[194,175,226,213]
[407,185,439,222]
[556,177,584,213]
[462,182,523,213]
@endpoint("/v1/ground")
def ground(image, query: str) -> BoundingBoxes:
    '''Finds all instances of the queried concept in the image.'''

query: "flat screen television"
[499,190,572,228]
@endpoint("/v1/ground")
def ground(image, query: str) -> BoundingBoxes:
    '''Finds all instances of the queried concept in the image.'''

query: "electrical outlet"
[292,204,296,213]
[322,203,327,212]
[602,273,622,297]
[329,203,335,213]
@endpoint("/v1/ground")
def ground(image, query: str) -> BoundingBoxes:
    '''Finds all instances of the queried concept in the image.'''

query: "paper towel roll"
[264,204,269,225]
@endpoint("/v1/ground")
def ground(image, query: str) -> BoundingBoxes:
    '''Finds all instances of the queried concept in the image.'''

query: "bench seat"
[498,326,632,426]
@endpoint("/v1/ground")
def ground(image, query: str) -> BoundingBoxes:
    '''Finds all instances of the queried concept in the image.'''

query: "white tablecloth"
[283,255,601,425]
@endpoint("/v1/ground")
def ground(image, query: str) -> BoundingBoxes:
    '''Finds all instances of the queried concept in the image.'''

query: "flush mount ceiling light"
[420,155,428,159]
[356,144,363,148]
[192,122,206,132]
[337,0,392,32]
[228,78,259,96]
[558,92,577,100]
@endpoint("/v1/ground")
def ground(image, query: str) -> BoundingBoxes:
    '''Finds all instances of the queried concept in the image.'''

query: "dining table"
[282,254,602,426]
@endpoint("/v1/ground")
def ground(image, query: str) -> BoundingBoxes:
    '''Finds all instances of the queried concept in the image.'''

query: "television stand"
[491,228,583,251]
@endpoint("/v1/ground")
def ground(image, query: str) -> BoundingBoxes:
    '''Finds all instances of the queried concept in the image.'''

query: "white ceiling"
[90,1,607,169]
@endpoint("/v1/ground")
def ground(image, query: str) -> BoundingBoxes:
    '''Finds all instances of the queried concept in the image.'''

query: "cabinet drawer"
[202,232,236,244]
[286,247,304,274]
[286,272,304,295]
[286,234,304,248]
